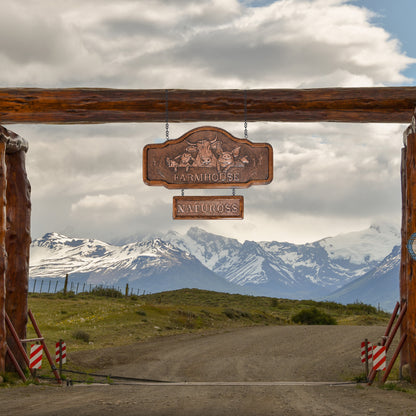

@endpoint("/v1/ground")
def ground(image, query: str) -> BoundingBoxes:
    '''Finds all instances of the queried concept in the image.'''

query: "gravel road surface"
[1,325,415,416]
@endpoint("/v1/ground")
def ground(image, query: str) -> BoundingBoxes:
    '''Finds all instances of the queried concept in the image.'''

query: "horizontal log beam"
[0,87,415,124]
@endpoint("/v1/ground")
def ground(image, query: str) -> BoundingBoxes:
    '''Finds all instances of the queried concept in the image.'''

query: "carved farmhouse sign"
[143,126,273,189]
[173,196,244,220]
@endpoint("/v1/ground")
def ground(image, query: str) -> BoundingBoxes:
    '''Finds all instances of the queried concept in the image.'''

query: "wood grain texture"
[404,132,416,382]
[0,143,7,373]
[400,146,409,370]
[5,150,31,370]
[0,87,415,124]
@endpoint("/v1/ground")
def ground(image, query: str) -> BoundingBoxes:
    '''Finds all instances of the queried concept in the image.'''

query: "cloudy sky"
[2,0,415,244]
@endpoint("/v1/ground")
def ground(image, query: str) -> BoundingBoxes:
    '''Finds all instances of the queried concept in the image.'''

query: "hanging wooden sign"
[143,126,273,189]
[173,196,244,220]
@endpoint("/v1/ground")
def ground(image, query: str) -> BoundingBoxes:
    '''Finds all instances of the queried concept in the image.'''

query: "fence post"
[125,283,129,297]
[63,274,68,296]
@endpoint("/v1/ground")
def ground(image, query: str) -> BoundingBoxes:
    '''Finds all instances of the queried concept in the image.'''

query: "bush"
[90,287,122,298]
[72,330,91,343]
[292,307,336,325]
[223,308,252,320]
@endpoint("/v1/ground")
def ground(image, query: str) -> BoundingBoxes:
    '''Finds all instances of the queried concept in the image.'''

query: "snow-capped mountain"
[153,223,400,298]
[324,245,401,311]
[30,232,240,294]
[30,223,401,309]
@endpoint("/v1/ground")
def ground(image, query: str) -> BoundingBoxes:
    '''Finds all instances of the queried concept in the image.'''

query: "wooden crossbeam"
[0,87,415,124]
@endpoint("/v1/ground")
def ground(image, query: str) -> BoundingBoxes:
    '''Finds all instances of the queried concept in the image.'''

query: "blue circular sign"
[407,233,416,260]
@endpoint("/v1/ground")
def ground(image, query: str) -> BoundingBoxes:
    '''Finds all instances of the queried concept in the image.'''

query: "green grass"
[0,289,386,384]
[26,288,390,357]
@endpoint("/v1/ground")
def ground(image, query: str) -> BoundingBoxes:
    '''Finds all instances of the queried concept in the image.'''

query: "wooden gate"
[0,86,415,380]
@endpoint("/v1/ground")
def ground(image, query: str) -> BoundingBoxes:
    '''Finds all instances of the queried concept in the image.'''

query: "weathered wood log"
[0,126,28,153]
[400,145,409,371]
[5,147,31,370]
[404,131,416,382]
[0,142,7,374]
[0,87,416,124]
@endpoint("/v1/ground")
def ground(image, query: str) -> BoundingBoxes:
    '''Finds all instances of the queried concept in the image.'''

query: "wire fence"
[28,278,149,296]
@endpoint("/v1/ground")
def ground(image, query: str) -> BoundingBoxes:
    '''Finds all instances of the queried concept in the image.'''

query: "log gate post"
[401,113,416,381]
[0,140,6,374]
[0,126,30,374]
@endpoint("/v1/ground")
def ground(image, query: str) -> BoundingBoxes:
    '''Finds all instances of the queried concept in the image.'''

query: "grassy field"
[27,288,390,355]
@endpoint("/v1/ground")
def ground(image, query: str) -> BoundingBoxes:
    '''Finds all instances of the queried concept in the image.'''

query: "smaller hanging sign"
[173,195,244,220]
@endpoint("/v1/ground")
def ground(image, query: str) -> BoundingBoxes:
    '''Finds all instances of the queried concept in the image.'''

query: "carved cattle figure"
[193,138,218,168]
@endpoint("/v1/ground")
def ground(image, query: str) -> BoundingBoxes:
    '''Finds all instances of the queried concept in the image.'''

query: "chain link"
[165,89,169,140]
[244,90,248,139]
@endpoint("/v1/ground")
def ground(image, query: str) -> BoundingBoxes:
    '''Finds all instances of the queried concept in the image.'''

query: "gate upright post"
[4,132,30,370]
[0,141,7,374]
[402,119,416,382]
[400,143,409,373]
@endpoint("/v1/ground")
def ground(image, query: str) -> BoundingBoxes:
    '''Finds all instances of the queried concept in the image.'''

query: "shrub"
[72,330,91,343]
[223,308,252,320]
[90,287,122,298]
[292,307,336,325]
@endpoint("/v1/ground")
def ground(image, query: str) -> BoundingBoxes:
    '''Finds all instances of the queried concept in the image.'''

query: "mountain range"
[29,223,401,310]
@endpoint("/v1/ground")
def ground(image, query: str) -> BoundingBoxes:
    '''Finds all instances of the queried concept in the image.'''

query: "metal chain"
[244,89,248,140]
[165,89,169,140]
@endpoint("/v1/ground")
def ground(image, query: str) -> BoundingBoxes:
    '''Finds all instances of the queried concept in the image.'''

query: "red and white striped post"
[361,340,373,379]
[29,344,43,370]
[372,346,386,372]
[55,340,66,379]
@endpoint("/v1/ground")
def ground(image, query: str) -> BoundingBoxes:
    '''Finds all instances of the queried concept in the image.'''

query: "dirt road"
[1,325,415,416]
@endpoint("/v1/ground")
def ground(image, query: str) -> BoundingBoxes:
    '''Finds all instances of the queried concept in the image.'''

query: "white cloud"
[1,0,414,243]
